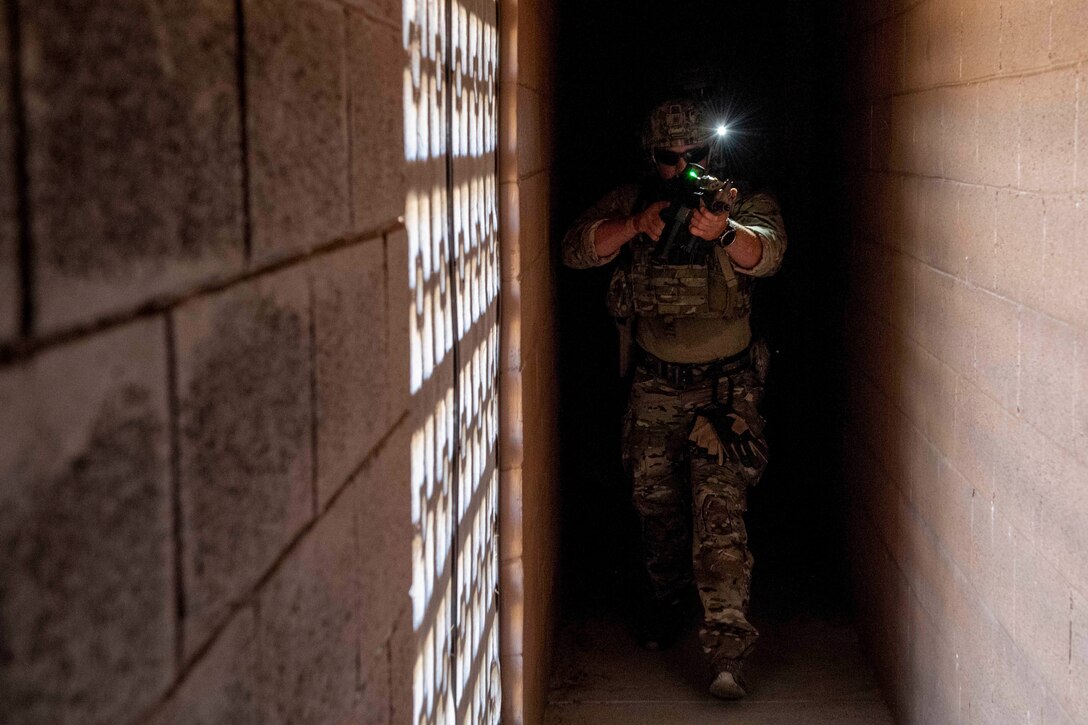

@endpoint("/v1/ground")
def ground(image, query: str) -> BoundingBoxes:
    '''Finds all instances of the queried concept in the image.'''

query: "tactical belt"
[636,346,750,389]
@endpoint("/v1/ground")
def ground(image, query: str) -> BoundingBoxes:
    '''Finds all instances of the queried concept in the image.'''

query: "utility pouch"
[606,264,636,376]
[712,245,753,322]
[615,317,634,377]
[631,261,713,317]
[750,337,771,387]
[606,264,633,319]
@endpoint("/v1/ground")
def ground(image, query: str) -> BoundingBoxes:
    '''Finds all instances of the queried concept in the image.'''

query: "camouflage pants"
[623,363,767,672]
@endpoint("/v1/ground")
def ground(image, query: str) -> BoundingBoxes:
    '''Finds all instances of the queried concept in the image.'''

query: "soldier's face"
[653,142,709,180]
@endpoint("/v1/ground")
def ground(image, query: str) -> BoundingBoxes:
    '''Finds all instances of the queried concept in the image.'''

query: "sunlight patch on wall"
[405,0,500,720]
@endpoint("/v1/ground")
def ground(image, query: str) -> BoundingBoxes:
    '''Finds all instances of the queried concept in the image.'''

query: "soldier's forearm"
[593,216,637,259]
[725,224,763,269]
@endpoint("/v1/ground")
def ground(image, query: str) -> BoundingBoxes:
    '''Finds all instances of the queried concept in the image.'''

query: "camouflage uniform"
[623,360,765,672]
[562,132,786,675]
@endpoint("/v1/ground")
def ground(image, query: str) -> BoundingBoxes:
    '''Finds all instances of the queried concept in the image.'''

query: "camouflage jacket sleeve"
[730,191,787,278]
[561,184,641,269]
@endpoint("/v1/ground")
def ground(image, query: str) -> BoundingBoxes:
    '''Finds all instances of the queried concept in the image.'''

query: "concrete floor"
[545,612,895,724]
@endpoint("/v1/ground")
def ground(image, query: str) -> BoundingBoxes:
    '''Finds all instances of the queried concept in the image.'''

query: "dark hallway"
[549,0,1088,722]
[548,1,873,719]
[553,0,848,617]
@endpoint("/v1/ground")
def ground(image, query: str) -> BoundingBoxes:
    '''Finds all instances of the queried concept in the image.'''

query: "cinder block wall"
[0,1,414,722]
[840,1,1088,722]
[499,0,559,722]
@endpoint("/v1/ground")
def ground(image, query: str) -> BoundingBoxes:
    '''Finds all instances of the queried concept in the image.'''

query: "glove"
[687,407,768,470]
[688,414,727,466]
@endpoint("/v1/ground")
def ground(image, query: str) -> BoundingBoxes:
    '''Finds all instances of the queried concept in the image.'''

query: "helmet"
[643,98,706,149]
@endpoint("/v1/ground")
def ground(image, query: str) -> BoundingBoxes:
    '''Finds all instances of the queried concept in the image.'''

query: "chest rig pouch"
[605,181,756,343]
[623,236,752,322]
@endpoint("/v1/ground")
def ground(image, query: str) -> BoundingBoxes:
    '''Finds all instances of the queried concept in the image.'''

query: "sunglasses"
[652,145,709,166]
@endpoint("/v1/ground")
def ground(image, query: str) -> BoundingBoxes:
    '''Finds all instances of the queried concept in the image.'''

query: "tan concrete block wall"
[0,2,414,722]
[841,1,1088,722]
[499,0,559,721]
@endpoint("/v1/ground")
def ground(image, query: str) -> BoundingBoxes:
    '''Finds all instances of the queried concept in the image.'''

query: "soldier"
[562,98,786,699]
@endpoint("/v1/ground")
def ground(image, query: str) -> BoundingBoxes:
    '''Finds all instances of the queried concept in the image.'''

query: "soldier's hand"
[689,200,731,241]
[688,408,769,470]
[632,201,669,241]
[688,415,726,466]
[721,411,768,469]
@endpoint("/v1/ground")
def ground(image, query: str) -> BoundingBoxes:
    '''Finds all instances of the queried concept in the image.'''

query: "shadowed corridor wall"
[838,1,1088,722]
[0,0,557,723]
